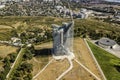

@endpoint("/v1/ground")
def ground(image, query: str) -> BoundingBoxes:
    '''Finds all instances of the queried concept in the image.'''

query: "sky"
[104,0,120,3]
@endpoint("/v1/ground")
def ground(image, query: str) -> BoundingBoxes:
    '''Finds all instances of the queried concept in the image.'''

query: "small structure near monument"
[97,37,117,49]
[11,37,21,46]
[52,21,74,59]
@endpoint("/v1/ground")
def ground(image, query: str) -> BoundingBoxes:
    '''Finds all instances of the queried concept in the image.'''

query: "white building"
[43,0,60,2]
[0,5,5,9]
[43,0,53,2]
[22,0,29,2]
[0,0,22,2]
[56,5,63,10]
[78,8,92,19]
[11,37,21,46]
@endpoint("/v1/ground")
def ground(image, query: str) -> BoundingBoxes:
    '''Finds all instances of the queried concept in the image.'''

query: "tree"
[0,71,6,80]
[23,73,32,80]
[20,32,27,43]
[8,53,17,63]
[0,57,3,61]
[12,76,21,80]
[27,45,35,54]
[45,31,52,39]
[14,71,21,77]
[117,36,120,45]
[3,63,11,74]
[3,57,10,64]
[23,50,33,60]
[23,47,34,61]
[18,62,33,73]
[11,29,18,37]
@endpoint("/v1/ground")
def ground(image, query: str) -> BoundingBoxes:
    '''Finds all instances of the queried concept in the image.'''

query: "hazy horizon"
[104,0,120,3]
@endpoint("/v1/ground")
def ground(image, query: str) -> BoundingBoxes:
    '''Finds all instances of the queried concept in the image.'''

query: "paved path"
[56,58,73,80]
[106,48,120,58]
[33,59,54,80]
[75,59,101,80]
[84,39,107,80]
[6,48,25,79]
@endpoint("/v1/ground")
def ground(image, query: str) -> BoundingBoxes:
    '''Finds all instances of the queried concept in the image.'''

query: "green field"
[87,41,120,80]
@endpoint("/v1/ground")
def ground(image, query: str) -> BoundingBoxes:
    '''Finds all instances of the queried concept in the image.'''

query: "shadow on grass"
[114,65,120,73]
[34,48,52,57]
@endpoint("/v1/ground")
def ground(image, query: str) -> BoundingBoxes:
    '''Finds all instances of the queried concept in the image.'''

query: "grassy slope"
[87,41,120,80]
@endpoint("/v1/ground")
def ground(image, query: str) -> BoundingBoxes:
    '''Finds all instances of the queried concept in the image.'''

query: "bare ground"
[62,60,96,80]
[34,59,69,80]
[32,38,103,80]
[0,44,18,71]
[0,44,18,58]
[73,38,103,79]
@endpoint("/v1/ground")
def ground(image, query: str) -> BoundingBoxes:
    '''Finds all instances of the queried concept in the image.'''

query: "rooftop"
[98,37,116,46]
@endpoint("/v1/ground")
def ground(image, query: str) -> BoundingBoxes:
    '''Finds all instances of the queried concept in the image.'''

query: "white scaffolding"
[52,21,74,56]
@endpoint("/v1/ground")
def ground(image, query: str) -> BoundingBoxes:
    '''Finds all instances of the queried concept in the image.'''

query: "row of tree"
[74,19,120,45]
[11,46,35,80]
[0,45,35,80]
[0,53,17,80]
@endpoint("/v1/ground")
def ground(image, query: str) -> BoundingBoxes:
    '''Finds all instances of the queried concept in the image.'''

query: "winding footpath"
[56,57,73,80]
[33,59,54,80]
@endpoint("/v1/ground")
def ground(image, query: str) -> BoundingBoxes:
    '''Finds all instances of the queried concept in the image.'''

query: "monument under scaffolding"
[52,21,74,57]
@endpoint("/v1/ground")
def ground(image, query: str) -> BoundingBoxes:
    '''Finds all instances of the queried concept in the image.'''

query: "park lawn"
[87,41,120,80]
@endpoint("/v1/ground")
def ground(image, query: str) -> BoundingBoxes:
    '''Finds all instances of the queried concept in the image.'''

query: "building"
[11,37,21,46]
[43,0,53,2]
[0,5,5,9]
[22,0,29,2]
[0,0,22,2]
[52,21,74,56]
[97,37,117,48]
[56,5,63,11]
[43,0,60,3]
[72,8,92,19]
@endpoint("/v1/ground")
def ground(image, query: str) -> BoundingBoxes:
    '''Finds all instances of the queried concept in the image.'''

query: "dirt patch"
[31,42,53,76]
[34,59,69,80]
[12,22,22,29]
[28,57,52,76]
[62,61,96,80]
[0,44,18,58]
[31,38,103,80]
[0,44,18,70]
[34,42,52,50]
[0,25,12,29]
[73,38,103,79]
